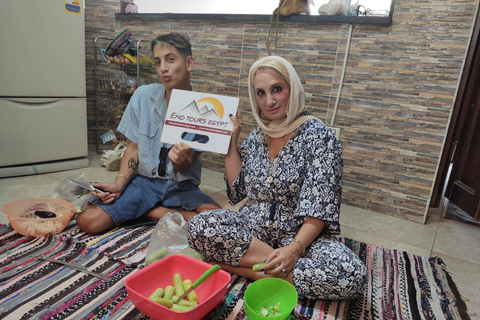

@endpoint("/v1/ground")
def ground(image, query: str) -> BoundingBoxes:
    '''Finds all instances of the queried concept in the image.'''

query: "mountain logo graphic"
[179,97,224,119]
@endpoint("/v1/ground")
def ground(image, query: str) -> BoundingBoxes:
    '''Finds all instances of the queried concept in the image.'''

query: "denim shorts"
[87,175,217,226]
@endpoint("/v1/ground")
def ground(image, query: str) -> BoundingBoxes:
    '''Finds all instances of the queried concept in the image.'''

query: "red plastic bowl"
[125,254,231,320]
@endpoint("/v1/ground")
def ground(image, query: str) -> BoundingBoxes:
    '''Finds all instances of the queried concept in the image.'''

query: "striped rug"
[0,222,470,320]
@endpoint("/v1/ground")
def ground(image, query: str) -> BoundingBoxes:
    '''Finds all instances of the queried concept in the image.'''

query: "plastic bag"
[49,173,91,210]
[346,0,359,16]
[125,3,138,13]
[145,212,204,265]
[109,71,136,94]
[318,0,348,15]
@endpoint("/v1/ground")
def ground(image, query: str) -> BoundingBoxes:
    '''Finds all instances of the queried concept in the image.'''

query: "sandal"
[101,141,128,167]
[105,155,122,171]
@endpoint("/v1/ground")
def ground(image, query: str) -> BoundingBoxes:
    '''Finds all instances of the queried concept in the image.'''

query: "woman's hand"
[262,245,301,278]
[90,182,125,204]
[225,109,244,187]
[229,109,243,144]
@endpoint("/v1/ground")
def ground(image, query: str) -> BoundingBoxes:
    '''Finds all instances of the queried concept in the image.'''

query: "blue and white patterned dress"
[188,119,367,300]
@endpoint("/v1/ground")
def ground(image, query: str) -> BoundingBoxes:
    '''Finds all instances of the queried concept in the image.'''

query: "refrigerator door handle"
[2,98,64,105]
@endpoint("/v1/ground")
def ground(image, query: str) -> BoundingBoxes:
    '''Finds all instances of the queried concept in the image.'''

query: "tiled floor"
[1,151,479,319]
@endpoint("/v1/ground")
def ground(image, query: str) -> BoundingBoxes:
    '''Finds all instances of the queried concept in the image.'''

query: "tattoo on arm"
[128,158,138,173]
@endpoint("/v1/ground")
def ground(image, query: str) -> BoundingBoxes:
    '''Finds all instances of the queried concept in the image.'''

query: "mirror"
[132,0,392,16]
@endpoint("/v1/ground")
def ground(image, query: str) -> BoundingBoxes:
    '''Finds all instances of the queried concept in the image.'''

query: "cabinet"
[93,36,156,152]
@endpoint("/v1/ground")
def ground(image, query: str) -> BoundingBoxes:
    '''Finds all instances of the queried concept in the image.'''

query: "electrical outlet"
[329,127,340,138]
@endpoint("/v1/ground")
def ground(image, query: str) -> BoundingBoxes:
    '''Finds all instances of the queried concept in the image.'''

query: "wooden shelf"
[116,11,393,27]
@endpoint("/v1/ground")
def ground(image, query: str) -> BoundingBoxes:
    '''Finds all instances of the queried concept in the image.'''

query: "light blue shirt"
[117,83,202,185]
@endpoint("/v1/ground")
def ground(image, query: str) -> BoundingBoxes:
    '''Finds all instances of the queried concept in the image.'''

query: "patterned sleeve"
[117,87,142,144]
[296,125,343,235]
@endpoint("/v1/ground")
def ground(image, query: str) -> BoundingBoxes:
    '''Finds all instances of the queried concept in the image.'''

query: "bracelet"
[291,238,306,257]
[116,174,128,184]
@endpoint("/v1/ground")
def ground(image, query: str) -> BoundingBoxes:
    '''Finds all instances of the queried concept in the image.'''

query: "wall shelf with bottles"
[115,0,395,26]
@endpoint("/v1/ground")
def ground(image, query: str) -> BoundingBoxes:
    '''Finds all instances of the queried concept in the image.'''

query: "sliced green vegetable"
[153,297,173,308]
[182,247,204,261]
[252,263,267,272]
[171,304,194,312]
[145,247,169,264]
[163,285,175,300]
[176,299,198,308]
[261,306,269,316]
[258,302,282,317]
[173,273,185,297]
[182,279,199,304]
[148,287,165,300]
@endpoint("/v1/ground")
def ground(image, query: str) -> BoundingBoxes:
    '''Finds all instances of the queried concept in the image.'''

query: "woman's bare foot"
[146,206,171,221]
[146,206,198,222]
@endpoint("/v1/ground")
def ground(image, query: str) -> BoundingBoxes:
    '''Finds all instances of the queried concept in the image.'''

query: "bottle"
[346,0,359,16]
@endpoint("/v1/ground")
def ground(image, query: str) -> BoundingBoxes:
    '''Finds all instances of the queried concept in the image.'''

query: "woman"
[187,56,367,300]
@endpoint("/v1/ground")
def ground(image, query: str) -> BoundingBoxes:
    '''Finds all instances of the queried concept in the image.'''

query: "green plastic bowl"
[243,278,298,320]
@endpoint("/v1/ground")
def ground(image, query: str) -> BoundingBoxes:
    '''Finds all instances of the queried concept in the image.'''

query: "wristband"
[116,174,128,184]
[291,238,306,257]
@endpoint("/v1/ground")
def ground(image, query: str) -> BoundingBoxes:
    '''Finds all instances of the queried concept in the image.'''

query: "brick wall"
[84,0,477,222]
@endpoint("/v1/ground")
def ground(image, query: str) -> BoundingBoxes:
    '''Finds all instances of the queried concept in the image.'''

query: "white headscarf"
[248,56,317,138]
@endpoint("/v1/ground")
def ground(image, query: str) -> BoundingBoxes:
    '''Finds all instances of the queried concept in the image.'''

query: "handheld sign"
[161,89,239,154]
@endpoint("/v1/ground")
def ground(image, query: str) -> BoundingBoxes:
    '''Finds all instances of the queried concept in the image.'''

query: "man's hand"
[90,182,124,204]
[169,142,199,172]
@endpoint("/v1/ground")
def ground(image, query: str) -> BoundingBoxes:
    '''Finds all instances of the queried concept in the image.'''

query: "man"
[77,33,220,234]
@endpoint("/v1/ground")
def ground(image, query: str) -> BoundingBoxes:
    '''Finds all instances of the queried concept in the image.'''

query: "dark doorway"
[431,8,480,221]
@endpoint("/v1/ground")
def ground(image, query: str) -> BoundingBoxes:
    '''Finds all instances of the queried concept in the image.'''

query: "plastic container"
[243,278,298,320]
[125,254,231,320]
[3,198,75,237]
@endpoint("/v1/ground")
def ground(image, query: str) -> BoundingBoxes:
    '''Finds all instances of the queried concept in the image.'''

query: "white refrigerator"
[0,0,89,177]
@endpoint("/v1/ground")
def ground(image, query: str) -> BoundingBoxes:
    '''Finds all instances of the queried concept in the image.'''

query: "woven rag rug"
[0,221,470,320]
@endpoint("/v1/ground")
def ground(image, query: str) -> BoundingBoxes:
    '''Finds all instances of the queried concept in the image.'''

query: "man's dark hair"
[150,32,192,59]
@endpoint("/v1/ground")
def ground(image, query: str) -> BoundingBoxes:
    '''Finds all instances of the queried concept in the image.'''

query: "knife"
[68,178,105,193]
[173,264,221,304]
[37,255,111,281]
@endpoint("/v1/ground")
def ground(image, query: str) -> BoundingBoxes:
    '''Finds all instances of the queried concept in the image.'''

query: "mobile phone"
[34,210,57,218]
[91,185,106,193]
